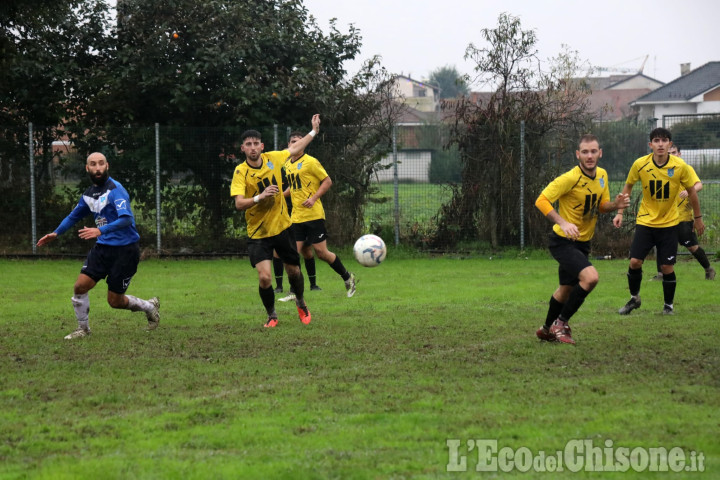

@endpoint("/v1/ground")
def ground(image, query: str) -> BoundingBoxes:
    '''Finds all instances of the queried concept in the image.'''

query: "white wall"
[374,151,432,182]
[678,149,720,167]
[697,101,720,114]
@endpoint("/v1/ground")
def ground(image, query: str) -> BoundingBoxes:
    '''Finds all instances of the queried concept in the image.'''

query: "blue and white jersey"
[55,177,140,246]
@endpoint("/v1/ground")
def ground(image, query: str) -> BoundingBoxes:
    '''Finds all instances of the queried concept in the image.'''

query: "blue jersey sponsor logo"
[115,199,127,210]
[267,160,274,169]
[668,168,674,177]
[298,162,303,170]
[599,178,605,188]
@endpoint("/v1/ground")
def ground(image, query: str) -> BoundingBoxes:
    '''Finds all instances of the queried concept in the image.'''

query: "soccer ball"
[353,234,387,267]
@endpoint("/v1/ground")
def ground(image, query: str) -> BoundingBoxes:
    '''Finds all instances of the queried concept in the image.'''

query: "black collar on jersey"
[290,153,306,164]
[651,154,670,169]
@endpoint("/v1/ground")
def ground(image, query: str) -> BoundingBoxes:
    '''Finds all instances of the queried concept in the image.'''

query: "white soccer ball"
[353,234,387,268]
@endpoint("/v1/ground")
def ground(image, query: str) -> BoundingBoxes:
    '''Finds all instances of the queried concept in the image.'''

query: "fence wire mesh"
[2,116,719,256]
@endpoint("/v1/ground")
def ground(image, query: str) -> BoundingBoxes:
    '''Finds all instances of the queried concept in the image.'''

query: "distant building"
[632,62,720,124]
[392,75,440,112]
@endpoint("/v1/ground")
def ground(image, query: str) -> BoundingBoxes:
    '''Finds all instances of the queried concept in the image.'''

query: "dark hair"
[578,134,600,148]
[671,145,681,154]
[649,127,671,141]
[288,130,304,141]
[240,129,262,143]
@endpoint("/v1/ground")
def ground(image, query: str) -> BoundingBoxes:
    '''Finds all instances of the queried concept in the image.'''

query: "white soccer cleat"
[345,273,356,298]
[146,297,160,330]
[64,327,91,340]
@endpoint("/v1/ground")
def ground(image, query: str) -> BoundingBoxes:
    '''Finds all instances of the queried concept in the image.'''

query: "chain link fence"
[2,115,719,256]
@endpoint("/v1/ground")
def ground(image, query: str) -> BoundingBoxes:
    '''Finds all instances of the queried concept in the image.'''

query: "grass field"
[1,253,719,479]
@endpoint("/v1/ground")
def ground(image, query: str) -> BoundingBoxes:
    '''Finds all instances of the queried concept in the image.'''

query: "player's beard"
[89,168,109,186]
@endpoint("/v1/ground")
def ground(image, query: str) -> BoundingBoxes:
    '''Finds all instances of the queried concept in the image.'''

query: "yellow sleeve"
[230,164,246,197]
[535,194,554,216]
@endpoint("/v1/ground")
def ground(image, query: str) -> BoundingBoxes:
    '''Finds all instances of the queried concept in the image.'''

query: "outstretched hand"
[36,232,57,247]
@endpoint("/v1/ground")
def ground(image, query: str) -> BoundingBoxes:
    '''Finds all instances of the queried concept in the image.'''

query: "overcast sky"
[302,0,718,86]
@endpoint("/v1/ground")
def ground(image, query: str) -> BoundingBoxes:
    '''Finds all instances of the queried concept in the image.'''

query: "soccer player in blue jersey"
[37,152,159,339]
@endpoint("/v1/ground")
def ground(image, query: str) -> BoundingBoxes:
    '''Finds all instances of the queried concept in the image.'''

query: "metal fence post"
[273,124,278,150]
[392,125,399,247]
[29,122,37,254]
[519,120,525,251]
[155,123,161,254]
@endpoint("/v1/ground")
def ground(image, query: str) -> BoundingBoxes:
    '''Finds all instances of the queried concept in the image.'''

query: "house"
[582,73,663,121]
[631,62,720,124]
[391,75,440,113]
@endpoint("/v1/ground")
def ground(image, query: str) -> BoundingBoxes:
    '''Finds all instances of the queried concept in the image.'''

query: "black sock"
[662,271,677,305]
[329,256,350,281]
[558,284,590,323]
[273,257,284,289]
[288,269,305,302]
[691,247,711,270]
[545,296,564,328]
[628,267,643,296]
[259,285,276,317]
[304,257,317,287]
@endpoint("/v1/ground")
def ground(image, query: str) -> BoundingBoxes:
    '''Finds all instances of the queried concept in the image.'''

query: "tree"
[0,0,113,245]
[427,65,470,99]
[76,0,398,244]
[1,0,400,250]
[432,13,592,249]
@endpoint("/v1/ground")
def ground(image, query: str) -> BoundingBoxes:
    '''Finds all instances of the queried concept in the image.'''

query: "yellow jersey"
[540,166,610,242]
[676,164,701,223]
[230,150,292,239]
[625,154,696,228]
[283,154,329,223]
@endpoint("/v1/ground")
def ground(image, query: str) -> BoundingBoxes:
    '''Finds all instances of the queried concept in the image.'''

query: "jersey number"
[649,180,670,200]
[583,194,599,216]
[287,173,302,191]
[255,176,278,193]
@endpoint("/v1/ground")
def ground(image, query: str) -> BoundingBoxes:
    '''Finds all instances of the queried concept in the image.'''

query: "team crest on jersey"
[599,178,605,188]
[668,168,674,177]
[267,160,274,169]
[298,162,303,170]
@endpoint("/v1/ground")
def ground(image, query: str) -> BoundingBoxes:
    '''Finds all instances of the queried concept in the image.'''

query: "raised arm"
[287,114,320,157]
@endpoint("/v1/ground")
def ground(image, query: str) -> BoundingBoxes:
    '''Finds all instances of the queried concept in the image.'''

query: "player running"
[231,115,320,328]
[283,131,356,297]
[614,128,705,315]
[37,152,159,339]
[535,134,629,344]
[649,145,715,281]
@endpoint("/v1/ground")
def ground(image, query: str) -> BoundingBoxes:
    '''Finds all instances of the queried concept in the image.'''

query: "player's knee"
[258,272,273,286]
[284,264,301,277]
[107,293,126,309]
[579,267,599,290]
[629,258,643,270]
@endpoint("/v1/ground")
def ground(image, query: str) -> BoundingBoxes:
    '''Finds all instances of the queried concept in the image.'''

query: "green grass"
[1,255,718,479]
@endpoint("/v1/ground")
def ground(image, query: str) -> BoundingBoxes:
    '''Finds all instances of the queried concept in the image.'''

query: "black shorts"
[629,224,678,265]
[547,233,592,286]
[248,229,299,268]
[81,242,140,294]
[291,219,328,246]
[677,221,698,249]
